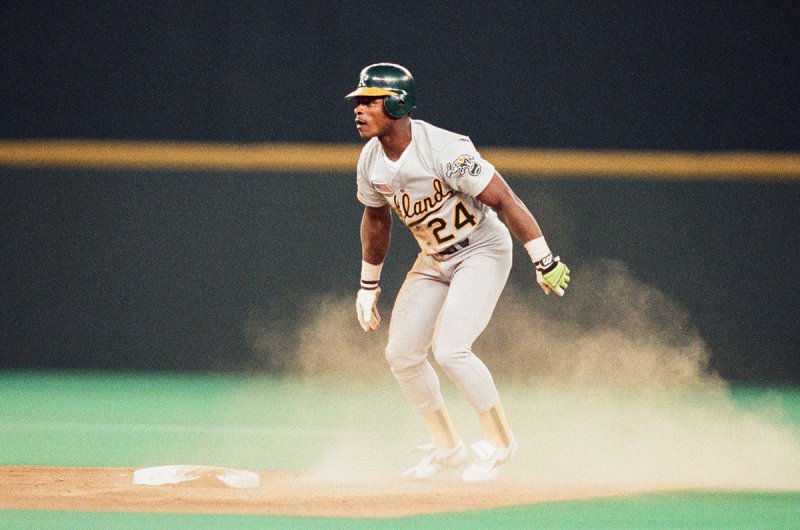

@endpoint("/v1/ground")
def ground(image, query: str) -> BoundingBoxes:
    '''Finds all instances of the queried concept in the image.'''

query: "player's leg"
[432,249,512,416]
[401,403,469,480]
[431,246,517,480]
[463,400,517,482]
[384,260,449,416]
[385,257,468,478]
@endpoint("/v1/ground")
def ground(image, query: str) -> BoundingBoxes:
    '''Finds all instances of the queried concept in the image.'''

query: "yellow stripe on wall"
[0,140,362,172]
[1,140,799,180]
[486,148,800,180]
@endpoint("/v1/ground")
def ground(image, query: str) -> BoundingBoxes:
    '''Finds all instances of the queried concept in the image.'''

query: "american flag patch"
[373,182,394,195]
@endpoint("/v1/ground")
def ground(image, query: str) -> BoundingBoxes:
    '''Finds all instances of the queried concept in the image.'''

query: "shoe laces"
[470,439,515,468]
[416,441,464,465]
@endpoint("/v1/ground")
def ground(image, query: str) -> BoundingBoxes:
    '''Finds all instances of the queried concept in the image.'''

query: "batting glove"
[356,286,381,331]
[535,256,570,297]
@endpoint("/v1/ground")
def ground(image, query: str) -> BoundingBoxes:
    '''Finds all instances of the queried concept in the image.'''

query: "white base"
[132,465,260,489]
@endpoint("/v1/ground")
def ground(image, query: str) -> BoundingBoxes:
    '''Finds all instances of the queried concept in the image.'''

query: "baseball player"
[347,63,570,482]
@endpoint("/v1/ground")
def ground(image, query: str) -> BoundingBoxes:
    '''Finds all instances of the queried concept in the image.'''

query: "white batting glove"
[356,287,381,331]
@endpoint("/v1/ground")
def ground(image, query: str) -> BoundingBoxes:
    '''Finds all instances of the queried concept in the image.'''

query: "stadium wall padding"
[2,172,798,382]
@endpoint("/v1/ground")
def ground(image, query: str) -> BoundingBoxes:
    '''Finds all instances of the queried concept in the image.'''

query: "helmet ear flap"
[384,90,408,118]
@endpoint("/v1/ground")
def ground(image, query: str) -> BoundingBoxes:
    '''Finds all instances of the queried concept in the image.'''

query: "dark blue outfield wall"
[2,171,798,382]
[2,2,798,151]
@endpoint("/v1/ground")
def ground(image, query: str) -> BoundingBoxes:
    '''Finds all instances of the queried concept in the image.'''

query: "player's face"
[353,96,392,139]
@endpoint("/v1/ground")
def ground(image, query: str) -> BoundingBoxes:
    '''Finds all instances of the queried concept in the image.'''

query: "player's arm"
[476,172,542,243]
[361,204,392,265]
[477,173,570,296]
[356,204,392,331]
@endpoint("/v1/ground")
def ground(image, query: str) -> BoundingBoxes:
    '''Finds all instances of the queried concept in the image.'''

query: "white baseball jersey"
[356,119,499,255]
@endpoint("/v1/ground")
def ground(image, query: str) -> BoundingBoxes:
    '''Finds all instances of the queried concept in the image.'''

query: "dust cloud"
[475,259,715,388]
[255,260,800,491]
[281,260,713,387]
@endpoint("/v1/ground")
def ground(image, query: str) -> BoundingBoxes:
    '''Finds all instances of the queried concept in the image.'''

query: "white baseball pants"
[385,219,513,414]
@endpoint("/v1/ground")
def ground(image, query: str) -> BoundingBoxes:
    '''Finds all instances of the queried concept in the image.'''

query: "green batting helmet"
[345,63,416,118]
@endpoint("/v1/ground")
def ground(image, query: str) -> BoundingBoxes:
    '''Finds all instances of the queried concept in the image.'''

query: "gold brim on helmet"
[345,86,397,99]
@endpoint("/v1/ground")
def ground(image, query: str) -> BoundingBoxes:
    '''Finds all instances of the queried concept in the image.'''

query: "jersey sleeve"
[356,149,387,208]
[436,137,495,197]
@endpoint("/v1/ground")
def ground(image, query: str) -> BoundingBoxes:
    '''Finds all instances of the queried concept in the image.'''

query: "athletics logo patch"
[446,154,482,178]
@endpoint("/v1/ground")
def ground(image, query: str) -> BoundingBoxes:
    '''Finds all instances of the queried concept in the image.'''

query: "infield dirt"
[1,465,646,517]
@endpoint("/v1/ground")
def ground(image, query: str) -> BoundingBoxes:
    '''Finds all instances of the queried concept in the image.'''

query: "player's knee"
[432,344,470,374]
[385,342,423,373]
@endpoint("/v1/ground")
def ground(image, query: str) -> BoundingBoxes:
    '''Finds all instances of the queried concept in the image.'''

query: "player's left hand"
[535,257,570,296]
[356,287,381,331]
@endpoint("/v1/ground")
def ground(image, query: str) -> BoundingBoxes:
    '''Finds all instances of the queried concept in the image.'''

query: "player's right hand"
[535,258,570,296]
[356,287,381,331]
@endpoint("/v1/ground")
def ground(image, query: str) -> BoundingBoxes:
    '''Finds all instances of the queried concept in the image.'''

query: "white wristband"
[360,260,383,289]
[524,237,551,263]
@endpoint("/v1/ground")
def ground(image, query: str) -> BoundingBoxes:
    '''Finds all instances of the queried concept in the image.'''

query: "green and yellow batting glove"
[535,256,570,296]
[524,237,570,297]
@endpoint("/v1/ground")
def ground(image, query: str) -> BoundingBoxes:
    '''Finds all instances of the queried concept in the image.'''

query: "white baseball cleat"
[461,437,518,482]
[402,440,469,480]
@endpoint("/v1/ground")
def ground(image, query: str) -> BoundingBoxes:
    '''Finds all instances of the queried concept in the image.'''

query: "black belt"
[438,238,470,256]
